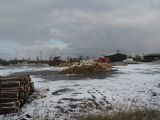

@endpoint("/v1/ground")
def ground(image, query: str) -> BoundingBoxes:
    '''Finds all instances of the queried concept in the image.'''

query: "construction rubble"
[0,75,34,114]
[59,62,112,74]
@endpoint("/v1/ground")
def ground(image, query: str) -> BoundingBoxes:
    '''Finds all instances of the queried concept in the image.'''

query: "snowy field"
[0,63,160,120]
[0,64,63,77]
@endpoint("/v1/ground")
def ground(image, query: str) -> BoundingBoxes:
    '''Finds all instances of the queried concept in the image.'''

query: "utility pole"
[40,51,42,61]
[49,55,52,61]
[15,52,18,60]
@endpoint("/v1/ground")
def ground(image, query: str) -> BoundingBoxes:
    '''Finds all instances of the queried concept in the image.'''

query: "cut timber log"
[0,92,19,98]
[0,98,19,103]
[1,90,19,93]
[0,101,20,108]
[1,86,25,92]
[0,107,19,114]
[0,81,20,88]
[1,76,27,80]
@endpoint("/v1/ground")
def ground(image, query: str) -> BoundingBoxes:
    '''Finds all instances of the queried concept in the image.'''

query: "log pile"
[59,62,112,74]
[59,62,73,67]
[0,75,34,114]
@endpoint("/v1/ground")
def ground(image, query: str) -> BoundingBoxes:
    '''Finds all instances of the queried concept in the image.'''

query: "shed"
[95,57,110,63]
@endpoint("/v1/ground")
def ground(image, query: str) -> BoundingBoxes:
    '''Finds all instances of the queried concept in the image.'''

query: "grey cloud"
[0,0,160,59]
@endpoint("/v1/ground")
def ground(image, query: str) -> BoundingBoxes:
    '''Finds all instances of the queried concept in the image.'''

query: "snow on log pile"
[59,62,112,74]
[0,75,34,114]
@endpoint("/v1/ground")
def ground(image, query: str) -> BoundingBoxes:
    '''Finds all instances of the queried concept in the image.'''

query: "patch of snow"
[0,65,64,76]
[1,63,160,120]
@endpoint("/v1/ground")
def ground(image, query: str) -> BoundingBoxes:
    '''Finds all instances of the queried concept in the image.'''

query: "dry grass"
[79,109,160,120]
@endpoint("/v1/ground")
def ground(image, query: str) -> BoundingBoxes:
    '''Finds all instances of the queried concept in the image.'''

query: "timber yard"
[1,1,160,119]
[0,52,160,120]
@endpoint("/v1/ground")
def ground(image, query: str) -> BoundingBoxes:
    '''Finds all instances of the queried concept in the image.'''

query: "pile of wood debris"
[59,62,112,74]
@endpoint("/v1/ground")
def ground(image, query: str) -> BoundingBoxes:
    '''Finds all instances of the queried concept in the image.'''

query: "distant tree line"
[0,59,9,65]
[0,55,90,66]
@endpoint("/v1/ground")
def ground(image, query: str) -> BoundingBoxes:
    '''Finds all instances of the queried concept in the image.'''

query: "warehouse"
[104,53,127,62]
[143,53,160,62]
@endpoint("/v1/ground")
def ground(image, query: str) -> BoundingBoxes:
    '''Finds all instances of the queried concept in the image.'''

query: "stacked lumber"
[0,75,34,114]
[59,62,112,74]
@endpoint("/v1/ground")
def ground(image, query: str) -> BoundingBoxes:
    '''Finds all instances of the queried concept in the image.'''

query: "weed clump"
[79,109,160,120]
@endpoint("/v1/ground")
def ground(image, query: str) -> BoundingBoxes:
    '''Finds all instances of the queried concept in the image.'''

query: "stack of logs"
[59,62,112,74]
[59,62,73,67]
[0,75,34,114]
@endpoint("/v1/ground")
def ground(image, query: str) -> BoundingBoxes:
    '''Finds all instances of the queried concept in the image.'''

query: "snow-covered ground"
[0,63,160,120]
[0,65,63,76]
[0,65,5,69]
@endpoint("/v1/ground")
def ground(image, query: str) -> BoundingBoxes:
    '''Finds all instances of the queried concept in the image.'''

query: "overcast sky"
[0,0,160,59]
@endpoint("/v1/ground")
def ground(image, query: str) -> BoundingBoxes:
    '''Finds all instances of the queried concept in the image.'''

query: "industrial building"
[143,53,160,62]
[104,53,127,62]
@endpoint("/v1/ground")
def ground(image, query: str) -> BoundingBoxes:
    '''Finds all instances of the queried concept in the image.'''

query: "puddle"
[9,70,120,80]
